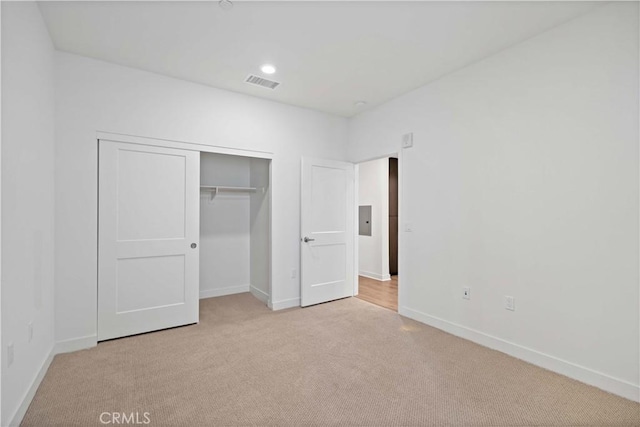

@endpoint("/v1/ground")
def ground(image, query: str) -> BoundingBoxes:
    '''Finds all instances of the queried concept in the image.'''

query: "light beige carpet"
[22,294,640,426]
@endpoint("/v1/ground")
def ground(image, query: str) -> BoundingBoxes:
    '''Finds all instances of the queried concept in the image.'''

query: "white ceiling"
[38,1,599,117]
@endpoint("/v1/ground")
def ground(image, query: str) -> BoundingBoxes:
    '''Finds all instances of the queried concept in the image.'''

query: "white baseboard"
[54,334,97,354]
[271,297,300,310]
[400,306,640,403]
[9,348,54,426]
[250,285,269,304]
[359,271,391,281]
[12,335,97,425]
[199,284,250,299]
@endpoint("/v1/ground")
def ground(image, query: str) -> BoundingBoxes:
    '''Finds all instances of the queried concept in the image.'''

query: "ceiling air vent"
[245,74,280,90]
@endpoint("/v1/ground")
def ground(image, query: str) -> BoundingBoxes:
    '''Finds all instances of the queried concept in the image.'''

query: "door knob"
[303,237,315,243]
[191,243,197,249]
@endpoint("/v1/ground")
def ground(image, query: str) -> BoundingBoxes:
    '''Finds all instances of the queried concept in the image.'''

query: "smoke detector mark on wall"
[402,133,414,148]
[218,0,233,11]
[245,75,280,90]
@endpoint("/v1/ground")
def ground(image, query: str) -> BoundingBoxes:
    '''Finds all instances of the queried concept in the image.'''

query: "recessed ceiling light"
[219,0,233,11]
[355,101,368,108]
[260,64,277,75]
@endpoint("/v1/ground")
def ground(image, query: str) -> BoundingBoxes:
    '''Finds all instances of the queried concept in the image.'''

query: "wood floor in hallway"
[356,275,398,311]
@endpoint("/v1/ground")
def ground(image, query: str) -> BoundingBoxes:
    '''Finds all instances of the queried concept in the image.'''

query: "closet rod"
[200,185,262,200]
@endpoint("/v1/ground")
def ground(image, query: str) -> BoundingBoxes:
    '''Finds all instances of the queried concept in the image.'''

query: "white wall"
[1,2,56,424]
[349,2,639,400]
[200,153,251,299]
[0,3,3,422]
[358,158,390,281]
[54,52,348,346]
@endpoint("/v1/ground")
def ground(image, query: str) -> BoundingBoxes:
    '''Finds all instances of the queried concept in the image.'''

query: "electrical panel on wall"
[359,205,372,236]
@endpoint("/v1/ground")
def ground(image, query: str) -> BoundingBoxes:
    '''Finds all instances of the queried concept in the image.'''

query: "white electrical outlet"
[7,343,14,367]
[28,322,33,343]
[290,269,297,279]
[462,287,471,300]
[404,222,413,232]
[505,296,515,311]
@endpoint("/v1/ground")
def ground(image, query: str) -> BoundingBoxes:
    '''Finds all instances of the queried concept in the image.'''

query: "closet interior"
[199,152,271,305]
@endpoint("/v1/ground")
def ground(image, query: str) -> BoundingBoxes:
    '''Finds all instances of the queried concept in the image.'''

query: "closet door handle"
[191,243,197,249]
[303,237,315,243]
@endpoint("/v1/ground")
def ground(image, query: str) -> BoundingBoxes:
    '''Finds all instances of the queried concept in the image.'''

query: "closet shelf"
[200,185,261,200]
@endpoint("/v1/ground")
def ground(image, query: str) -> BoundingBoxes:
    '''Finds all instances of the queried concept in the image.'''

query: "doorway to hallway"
[355,156,399,312]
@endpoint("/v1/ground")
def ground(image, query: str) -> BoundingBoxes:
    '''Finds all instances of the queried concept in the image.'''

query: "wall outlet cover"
[402,132,414,148]
[505,295,515,311]
[463,287,471,300]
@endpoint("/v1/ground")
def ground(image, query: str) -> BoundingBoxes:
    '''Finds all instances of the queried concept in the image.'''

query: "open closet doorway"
[356,156,399,312]
[200,153,271,305]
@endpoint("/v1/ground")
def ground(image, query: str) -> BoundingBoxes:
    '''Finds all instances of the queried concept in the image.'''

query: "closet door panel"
[116,149,186,240]
[98,140,200,341]
[116,255,186,312]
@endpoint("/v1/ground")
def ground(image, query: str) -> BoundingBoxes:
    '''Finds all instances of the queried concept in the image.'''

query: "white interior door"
[301,157,354,307]
[98,140,200,341]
